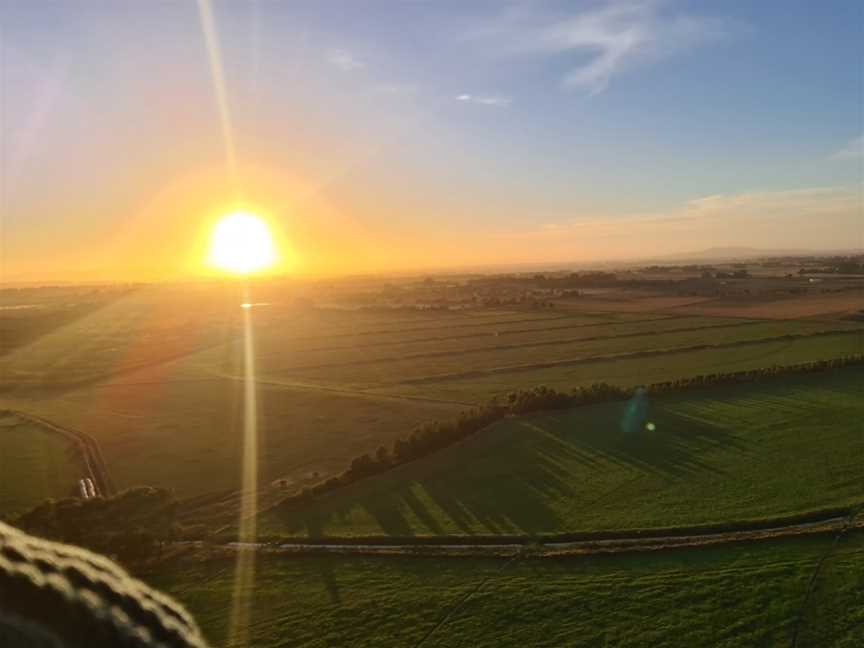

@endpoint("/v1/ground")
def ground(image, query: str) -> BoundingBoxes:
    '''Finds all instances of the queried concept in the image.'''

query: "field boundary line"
[413,553,521,648]
[391,329,863,385]
[9,410,115,497]
[271,313,591,342]
[789,507,861,648]
[242,376,474,407]
[286,314,691,354]
[284,319,776,372]
[214,515,864,558]
[59,374,474,407]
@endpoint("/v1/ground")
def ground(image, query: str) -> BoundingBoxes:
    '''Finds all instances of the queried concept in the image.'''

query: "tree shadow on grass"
[313,558,342,605]
[267,444,572,539]
[0,298,124,359]
[363,497,415,536]
[541,402,752,481]
[266,401,754,539]
[412,461,570,537]
[401,487,446,535]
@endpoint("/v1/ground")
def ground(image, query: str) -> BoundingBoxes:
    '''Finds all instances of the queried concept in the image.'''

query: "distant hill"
[655,247,864,262]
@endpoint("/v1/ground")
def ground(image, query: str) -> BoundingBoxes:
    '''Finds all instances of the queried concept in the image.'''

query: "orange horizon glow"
[4,3,860,286]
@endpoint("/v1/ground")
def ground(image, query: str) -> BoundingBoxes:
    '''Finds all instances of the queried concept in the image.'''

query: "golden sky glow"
[3,2,861,283]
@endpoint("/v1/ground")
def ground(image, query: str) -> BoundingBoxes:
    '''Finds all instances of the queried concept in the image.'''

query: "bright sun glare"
[209,211,277,274]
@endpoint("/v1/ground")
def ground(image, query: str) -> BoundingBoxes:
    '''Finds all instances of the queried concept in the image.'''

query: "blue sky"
[2,1,862,279]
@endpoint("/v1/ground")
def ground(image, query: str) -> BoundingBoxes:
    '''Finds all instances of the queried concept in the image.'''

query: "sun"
[208,211,277,274]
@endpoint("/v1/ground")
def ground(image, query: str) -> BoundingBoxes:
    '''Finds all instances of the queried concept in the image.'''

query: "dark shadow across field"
[265,397,754,538]
[0,299,123,358]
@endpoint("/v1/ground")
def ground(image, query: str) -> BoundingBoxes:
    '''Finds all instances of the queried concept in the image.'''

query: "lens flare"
[227,284,260,647]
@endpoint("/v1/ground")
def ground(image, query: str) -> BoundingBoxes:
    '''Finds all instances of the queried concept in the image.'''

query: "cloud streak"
[832,134,863,160]
[473,1,731,95]
[456,93,512,106]
[327,49,365,71]
[501,186,862,260]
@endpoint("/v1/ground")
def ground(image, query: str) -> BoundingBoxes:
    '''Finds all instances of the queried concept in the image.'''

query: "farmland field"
[273,322,861,388]
[1,285,862,648]
[2,380,460,498]
[258,366,864,538]
[146,533,864,647]
[0,289,647,391]
[2,286,862,505]
[0,411,83,516]
[382,330,864,402]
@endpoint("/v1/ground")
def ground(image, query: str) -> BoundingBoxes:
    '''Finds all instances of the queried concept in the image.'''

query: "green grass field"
[4,288,864,647]
[260,320,863,388]
[381,330,864,402]
[0,291,605,390]
[259,366,864,538]
[251,314,724,370]
[2,289,860,511]
[4,379,461,499]
[0,412,83,516]
[145,533,864,647]
[0,304,701,500]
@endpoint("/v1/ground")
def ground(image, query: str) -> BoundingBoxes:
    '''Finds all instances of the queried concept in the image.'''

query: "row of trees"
[641,355,864,395]
[280,354,864,509]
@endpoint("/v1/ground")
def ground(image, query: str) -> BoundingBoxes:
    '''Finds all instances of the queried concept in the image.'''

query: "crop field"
[166,309,689,384]
[0,288,648,392]
[268,320,862,389]
[382,330,864,402]
[248,315,743,374]
[258,366,864,538]
[3,380,460,499]
[674,289,864,319]
[554,287,864,320]
[146,533,864,647]
[0,411,83,516]
[0,301,110,357]
[2,285,861,509]
[3,285,863,648]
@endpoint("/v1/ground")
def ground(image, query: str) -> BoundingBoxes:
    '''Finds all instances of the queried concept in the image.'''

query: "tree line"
[279,354,864,509]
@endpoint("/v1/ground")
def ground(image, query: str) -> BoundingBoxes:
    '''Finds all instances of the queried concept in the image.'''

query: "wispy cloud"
[327,49,365,72]
[471,1,731,95]
[832,134,863,160]
[456,93,512,106]
[503,186,862,259]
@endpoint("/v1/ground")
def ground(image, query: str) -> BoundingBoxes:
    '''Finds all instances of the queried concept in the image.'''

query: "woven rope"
[0,521,209,648]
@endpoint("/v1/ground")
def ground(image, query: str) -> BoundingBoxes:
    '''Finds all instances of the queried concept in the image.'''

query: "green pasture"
[146,533,864,647]
[381,331,864,402]
[278,321,863,388]
[259,366,864,538]
[3,291,860,520]
[0,412,82,516]
[254,315,745,371]
[3,379,461,499]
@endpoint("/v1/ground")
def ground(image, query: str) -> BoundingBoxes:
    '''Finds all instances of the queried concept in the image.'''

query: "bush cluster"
[12,486,178,562]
